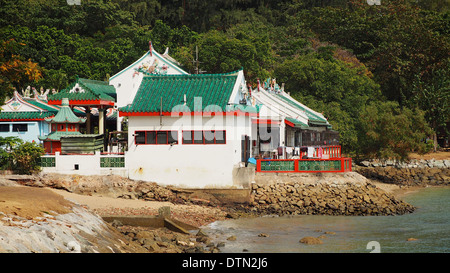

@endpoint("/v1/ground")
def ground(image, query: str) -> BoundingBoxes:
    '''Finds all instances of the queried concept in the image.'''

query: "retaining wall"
[354,159,450,186]
[250,172,414,216]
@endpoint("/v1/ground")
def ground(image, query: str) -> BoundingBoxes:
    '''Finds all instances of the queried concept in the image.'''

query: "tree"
[11,141,44,174]
[289,0,450,106]
[112,0,161,26]
[0,39,42,103]
[369,3,450,105]
[38,69,68,92]
[410,66,450,151]
[357,101,432,160]
[183,24,272,80]
[0,136,44,174]
[274,52,381,108]
[0,136,22,170]
[274,48,381,156]
[287,0,385,61]
[149,20,198,52]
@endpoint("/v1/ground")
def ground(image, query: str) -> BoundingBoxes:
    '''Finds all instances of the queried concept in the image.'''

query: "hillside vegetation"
[1,0,448,160]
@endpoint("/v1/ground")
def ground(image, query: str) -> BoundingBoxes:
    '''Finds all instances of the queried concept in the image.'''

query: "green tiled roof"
[24,99,59,113]
[285,117,309,128]
[48,77,116,102]
[45,98,86,123]
[60,134,103,139]
[0,111,54,120]
[120,71,247,113]
[275,94,329,126]
[225,104,259,114]
[25,99,85,116]
[70,106,86,116]
[38,130,83,141]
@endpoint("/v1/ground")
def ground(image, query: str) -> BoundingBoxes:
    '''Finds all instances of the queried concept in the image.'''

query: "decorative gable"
[110,44,189,108]
[2,91,45,112]
[48,77,116,106]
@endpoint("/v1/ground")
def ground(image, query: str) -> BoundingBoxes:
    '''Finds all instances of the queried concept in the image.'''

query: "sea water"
[203,186,450,253]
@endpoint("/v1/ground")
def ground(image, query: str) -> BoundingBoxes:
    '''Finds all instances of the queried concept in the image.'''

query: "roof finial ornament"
[149,41,153,56]
[61,98,69,107]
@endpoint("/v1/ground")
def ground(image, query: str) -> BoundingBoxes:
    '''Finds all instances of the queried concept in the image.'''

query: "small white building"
[119,69,257,188]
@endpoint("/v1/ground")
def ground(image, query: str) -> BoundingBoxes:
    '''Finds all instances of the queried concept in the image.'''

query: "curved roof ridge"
[141,69,242,79]
[77,77,110,85]
[109,48,189,81]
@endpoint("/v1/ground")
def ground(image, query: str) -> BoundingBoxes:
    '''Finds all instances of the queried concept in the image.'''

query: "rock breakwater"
[249,172,414,216]
[6,172,416,219]
[354,159,450,186]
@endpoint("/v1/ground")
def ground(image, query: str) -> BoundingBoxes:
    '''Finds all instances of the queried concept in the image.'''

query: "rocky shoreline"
[247,171,417,216]
[0,187,147,253]
[2,165,446,253]
[358,158,450,170]
[354,160,450,187]
[112,224,223,253]
[0,183,224,253]
[9,172,418,217]
[248,180,414,216]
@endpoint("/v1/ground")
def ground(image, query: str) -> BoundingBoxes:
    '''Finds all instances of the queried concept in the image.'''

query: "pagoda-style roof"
[0,90,87,122]
[119,70,257,116]
[45,98,86,124]
[251,79,332,129]
[48,76,116,106]
[284,117,309,129]
[275,93,329,126]
[0,111,55,121]
[38,130,83,141]
[0,91,56,121]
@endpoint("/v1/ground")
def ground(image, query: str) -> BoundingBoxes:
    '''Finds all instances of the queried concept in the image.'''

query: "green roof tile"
[45,98,86,123]
[225,104,259,113]
[48,77,116,103]
[0,111,54,120]
[285,117,309,128]
[38,130,84,141]
[275,94,329,125]
[24,99,59,113]
[120,71,244,113]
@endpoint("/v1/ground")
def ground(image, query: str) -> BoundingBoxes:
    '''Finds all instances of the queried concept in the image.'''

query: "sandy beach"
[49,188,228,227]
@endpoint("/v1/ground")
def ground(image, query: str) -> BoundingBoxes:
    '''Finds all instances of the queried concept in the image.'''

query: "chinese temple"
[39,98,86,153]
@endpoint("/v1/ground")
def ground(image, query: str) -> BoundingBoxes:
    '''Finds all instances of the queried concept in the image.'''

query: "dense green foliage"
[0,136,44,173]
[0,0,448,160]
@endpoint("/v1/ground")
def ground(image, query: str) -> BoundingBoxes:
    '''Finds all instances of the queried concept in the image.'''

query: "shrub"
[357,101,433,161]
[0,136,44,174]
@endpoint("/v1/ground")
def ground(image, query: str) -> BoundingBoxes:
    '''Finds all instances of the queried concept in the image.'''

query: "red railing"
[256,157,352,173]
[298,145,341,159]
